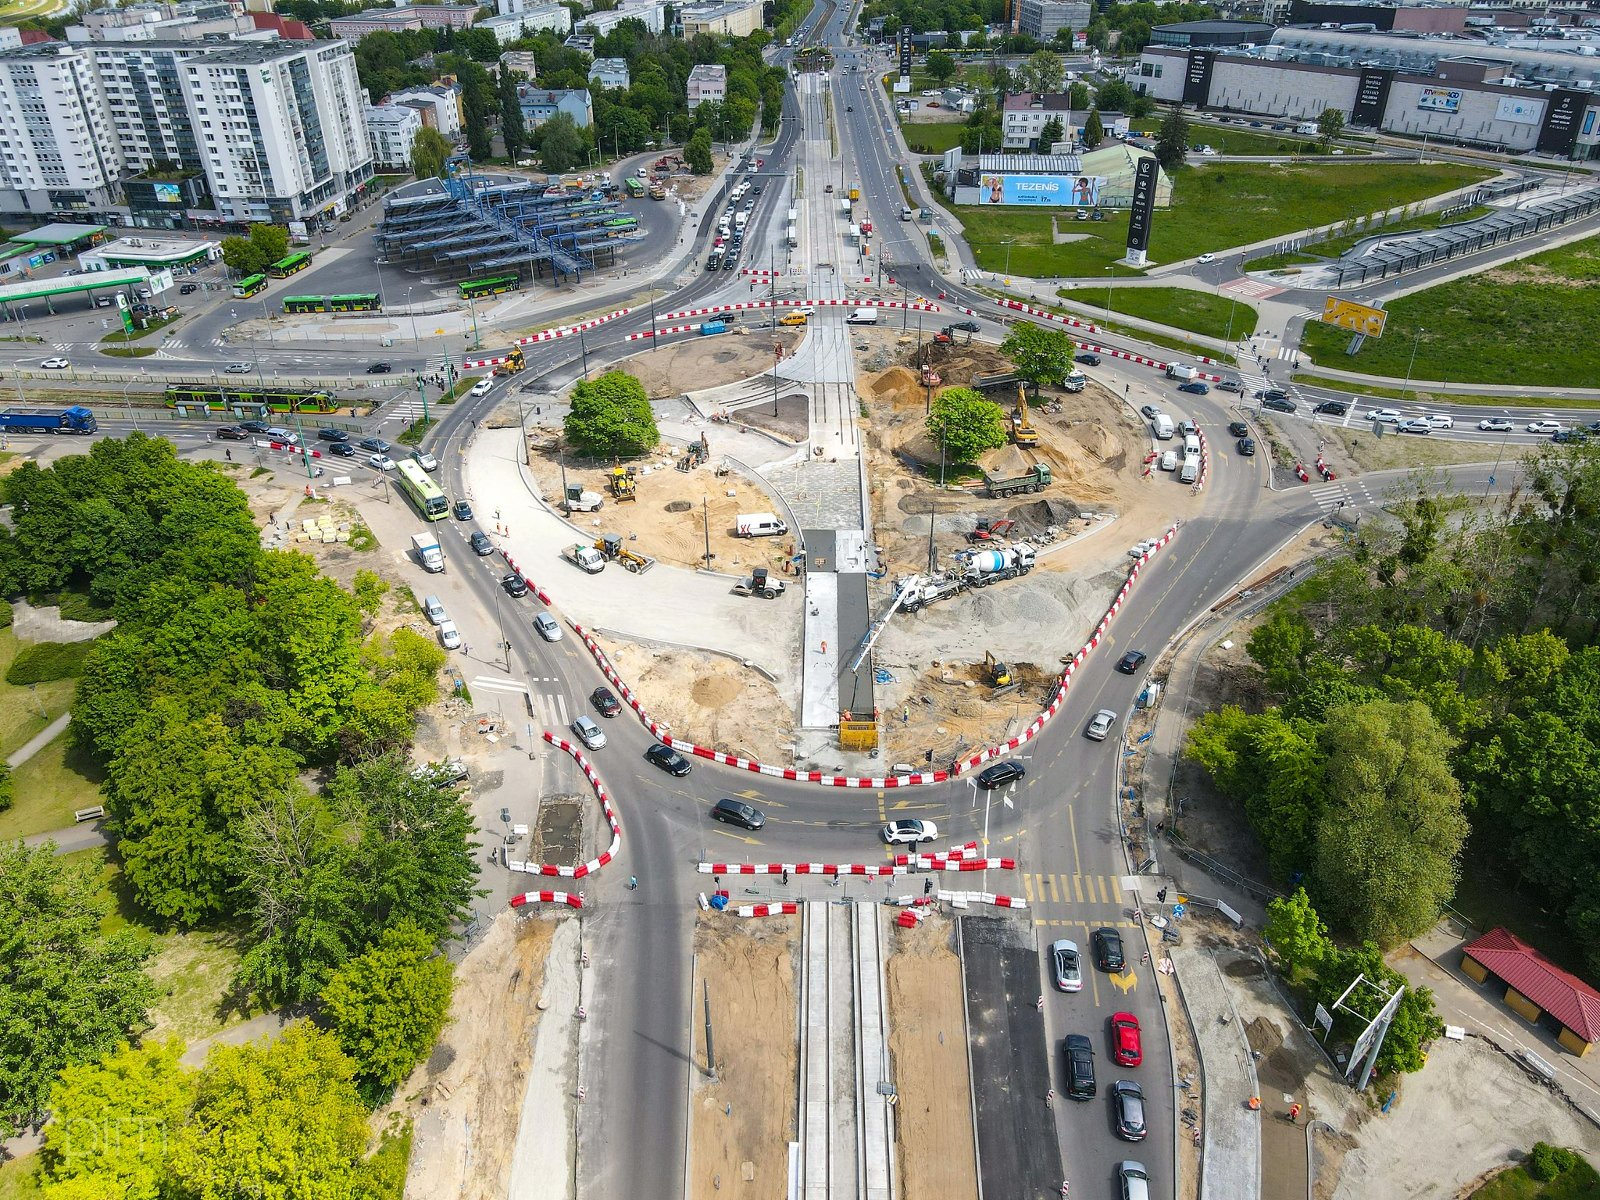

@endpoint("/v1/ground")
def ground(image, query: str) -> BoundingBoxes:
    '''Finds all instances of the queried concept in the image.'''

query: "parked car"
[1064,1034,1097,1099]
[711,797,765,830]
[179,283,198,295]
[215,425,249,441]
[1116,650,1146,675]
[533,611,562,641]
[1092,927,1125,971]
[1113,1080,1148,1141]
[976,760,1026,789]
[502,572,529,597]
[882,819,938,845]
[1237,437,1257,456]
[1478,418,1514,432]
[1111,1012,1143,1067]
[1313,400,1349,415]
[326,442,355,458]
[1085,709,1118,741]
[1528,420,1564,434]
[1178,381,1209,395]
[1051,939,1083,992]
[452,499,474,521]
[437,620,462,650]
[571,715,607,751]
[591,686,621,717]
[469,530,494,556]
[357,436,390,454]
[317,428,349,443]
[645,743,692,776]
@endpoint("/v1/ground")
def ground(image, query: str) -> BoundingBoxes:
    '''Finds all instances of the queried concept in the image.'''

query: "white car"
[1478,418,1514,432]
[468,378,495,398]
[1424,414,1454,429]
[571,715,607,751]
[1086,709,1118,741]
[1051,939,1084,992]
[437,620,462,650]
[40,357,70,369]
[1528,420,1564,434]
[1128,539,1159,559]
[225,362,252,374]
[1197,253,1215,264]
[533,611,563,642]
[368,454,395,472]
[881,819,938,845]
[1370,409,1402,424]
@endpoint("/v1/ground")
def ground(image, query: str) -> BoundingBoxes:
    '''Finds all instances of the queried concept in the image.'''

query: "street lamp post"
[404,287,420,351]
[1402,326,1426,403]
[702,495,712,565]
[1105,265,1114,324]
[578,322,591,378]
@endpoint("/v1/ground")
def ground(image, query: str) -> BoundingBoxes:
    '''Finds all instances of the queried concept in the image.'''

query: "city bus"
[267,251,313,279]
[394,459,449,521]
[233,274,268,298]
[458,274,521,300]
[624,176,646,199]
[327,293,379,312]
[282,295,327,314]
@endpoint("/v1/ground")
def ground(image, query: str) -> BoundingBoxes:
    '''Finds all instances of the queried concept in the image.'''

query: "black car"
[1262,395,1298,414]
[1115,650,1146,675]
[711,797,765,830]
[1237,437,1256,456]
[976,760,1026,789]
[1092,927,1125,971]
[952,321,980,334]
[1258,389,1289,402]
[1064,1034,1097,1100]
[317,428,349,443]
[592,686,621,717]
[216,425,249,441]
[1113,1080,1148,1142]
[502,572,529,597]
[366,362,392,374]
[1075,352,1101,366]
[179,283,198,295]
[240,420,271,435]
[1313,400,1349,416]
[723,255,738,271]
[645,743,692,776]
[357,436,390,454]
[1553,428,1590,444]
[452,499,473,521]
[326,441,356,458]
[469,530,494,556]
[1227,421,1249,438]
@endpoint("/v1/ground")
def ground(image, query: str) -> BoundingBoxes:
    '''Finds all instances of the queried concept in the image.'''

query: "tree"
[925,49,956,84]
[410,126,451,180]
[1314,941,1442,1078]
[0,843,156,1129]
[927,388,1007,466]
[498,69,528,162]
[39,1040,195,1197]
[1000,321,1078,396]
[219,223,289,278]
[1017,49,1065,94]
[169,1022,371,1200]
[321,921,454,1094]
[563,370,659,457]
[1263,888,1331,983]
[537,112,586,172]
[1317,108,1346,147]
[1069,81,1091,110]
[1037,116,1064,152]
[1314,700,1467,947]
[1155,106,1189,172]
[1095,78,1134,115]
[1082,108,1105,150]
[684,126,713,174]
[0,762,11,814]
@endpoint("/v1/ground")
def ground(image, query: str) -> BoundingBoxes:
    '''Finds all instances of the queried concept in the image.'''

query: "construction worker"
[1288,1103,1302,1124]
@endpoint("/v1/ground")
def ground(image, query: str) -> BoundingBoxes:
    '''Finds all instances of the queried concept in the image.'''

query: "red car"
[1111,1012,1142,1067]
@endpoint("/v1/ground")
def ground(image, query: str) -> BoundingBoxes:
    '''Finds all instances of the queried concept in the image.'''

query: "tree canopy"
[219,224,289,279]
[410,126,451,180]
[1000,321,1079,395]
[564,370,660,458]
[321,920,455,1095]
[1155,106,1189,172]
[927,387,1007,465]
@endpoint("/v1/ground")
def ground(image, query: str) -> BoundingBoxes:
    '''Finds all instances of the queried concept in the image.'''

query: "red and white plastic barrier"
[1194,430,1210,493]
[499,553,554,607]
[696,848,1014,876]
[731,901,799,918]
[996,298,1099,334]
[936,890,1029,909]
[566,524,1178,788]
[509,889,585,910]
[505,733,622,910]
[462,309,634,367]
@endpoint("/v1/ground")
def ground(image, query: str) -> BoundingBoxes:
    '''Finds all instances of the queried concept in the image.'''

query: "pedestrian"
[224,448,232,461]
[902,706,910,725]
[1288,1103,1302,1124]
[628,875,638,890]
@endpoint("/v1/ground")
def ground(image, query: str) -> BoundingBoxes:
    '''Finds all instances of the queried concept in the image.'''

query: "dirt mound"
[870,366,921,404]
[1069,421,1121,462]
[691,675,742,709]
[609,641,794,764]
[1008,498,1082,531]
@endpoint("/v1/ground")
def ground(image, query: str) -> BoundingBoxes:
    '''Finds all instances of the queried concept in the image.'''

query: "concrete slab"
[801,572,840,728]
[507,916,580,1199]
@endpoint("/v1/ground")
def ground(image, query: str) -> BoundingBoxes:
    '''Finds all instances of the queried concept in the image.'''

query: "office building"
[0,43,123,218]
[328,5,478,42]
[366,103,423,170]
[680,0,763,37]
[494,0,571,31]
[687,63,726,109]
[501,50,539,79]
[1015,0,1092,42]
[589,57,630,89]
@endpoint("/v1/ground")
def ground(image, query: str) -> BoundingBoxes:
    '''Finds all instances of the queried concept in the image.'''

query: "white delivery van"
[1179,454,1200,484]
[901,206,913,221]
[1183,433,1202,456]
[1152,413,1174,440]
[734,512,789,538]
[1158,450,1178,471]
[845,308,878,325]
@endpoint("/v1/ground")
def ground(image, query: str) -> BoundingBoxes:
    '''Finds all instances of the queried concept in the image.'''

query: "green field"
[1062,285,1260,342]
[1298,234,1600,388]
[0,627,76,758]
[1190,126,1367,157]
[0,735,105,841]
[1469,1158,1600,1199]
[901,121,967,155]
[954,161,1493,278]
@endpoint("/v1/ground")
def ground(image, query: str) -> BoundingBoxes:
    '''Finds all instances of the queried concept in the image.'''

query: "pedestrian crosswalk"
[1309,478,1376,512]
[471,675,570,728]
[1021,872,1126,908]
[381,397,430,424]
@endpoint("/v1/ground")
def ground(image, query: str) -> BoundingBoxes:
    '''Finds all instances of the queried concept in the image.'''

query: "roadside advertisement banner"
[979,174,1103,206]
[1418,87,1461,113]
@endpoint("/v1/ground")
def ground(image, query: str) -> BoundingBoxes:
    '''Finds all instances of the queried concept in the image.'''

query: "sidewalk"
[7,711,69,769]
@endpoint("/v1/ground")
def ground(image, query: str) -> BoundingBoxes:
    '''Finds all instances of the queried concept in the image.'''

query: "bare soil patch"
[606,640,795,764]
[886,912,978,1200]
[688,915,799,1200]
[614,328,807,400]
[1322,425,1511,474]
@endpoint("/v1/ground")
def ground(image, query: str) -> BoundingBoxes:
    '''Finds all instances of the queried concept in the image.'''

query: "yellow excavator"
[1011,385,1039,447]
[985,650,1020,696]
[610,465,637,502]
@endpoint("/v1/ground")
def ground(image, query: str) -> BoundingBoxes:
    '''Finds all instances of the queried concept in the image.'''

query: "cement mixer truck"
[962,544,1037,587]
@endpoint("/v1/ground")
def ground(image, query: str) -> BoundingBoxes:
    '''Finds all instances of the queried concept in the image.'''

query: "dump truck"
[894,573,965,612]
[648,182,667,200]
[980,463,1052,498]
[595,533,655,574]
[848,187,860,201]
[1165,362,1198,381]
[972,371,1020,393]
[1062,369,1088,393]
[562,543,606,573]
[411,531,445,573]
[962,543,1037,586]
[731,567,786,598]
[0,405,98,434]
[562,485,603,513]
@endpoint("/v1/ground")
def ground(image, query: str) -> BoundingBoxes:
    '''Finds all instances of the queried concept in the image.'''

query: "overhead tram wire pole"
[1402,326,1426,404]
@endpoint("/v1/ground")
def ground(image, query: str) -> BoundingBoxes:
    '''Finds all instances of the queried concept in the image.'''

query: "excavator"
[610,465,637,502]
[594,533,655,573]
[1011,385,1039,447]
[984,650,1019,696]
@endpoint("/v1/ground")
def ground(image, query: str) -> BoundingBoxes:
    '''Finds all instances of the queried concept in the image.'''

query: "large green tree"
[321,920,455,1093]
[1317,108,1346,147]
[1082,108,1105,150]
[538,112,587,173]
[499,69,528,162]
[219,224,290,279]
[925,49,956,84]
[685,127,713,174]
[1016,49,1065,94]
[411,125,451,180]
[0,843,156,1129]
[1263,887,1332,984]
[564,370,659,458]
[927,387,1007,465]
[1000,321,1078,396]
[1037,116,1064,152]
[1314,941,1443,1078]
[1154,105,1189,172]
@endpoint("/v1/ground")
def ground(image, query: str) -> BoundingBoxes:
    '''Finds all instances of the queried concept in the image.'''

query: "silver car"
[1050,939,1083,992]
[1086,709,1118,741]
[571,715,607,751]
[1118,1161,1150,1200]
[533,612,562,642]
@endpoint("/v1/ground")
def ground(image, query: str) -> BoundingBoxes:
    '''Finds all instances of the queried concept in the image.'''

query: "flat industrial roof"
[16,223,109,247]
[87,237,217,262]
[0,267,152,308]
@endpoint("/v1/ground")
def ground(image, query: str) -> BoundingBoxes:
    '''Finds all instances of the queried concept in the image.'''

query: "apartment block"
[686,62,726,109]
[366,102,422,170]
[0,43,123,217]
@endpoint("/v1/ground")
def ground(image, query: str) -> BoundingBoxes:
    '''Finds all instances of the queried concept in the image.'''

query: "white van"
[735,210,749,229]
[1158,450,1178,471]
[1151,414,1174,440]
[734,512,789,538]
[422,595,447,625]
[845,308,878,325]
[1183,433,1201,457]
[1179,455,1200,484]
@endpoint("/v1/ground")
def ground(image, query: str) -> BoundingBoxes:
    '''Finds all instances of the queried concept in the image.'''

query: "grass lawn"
[0,735,104,841]
[901,121,966,155]
[0,629,76,758]
[1292,373,1591,408]
[1191,127,1363,157]
[1470,1160,1600,1199]
[0,1157,41,1199]
[145,927,257,1044]
[954,161,1493,277]
[1061,285,1260,342]
[1298,234,1600,388]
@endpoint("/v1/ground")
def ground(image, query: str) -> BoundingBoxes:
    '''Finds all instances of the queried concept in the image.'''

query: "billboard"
[1538,89,1585,156]
[1496,96,1541,126]
[1126,157,1158,256]
[152,182,182,204]
[1183,50,1216,108]
[1321,296,1387,338]
[979,173,1103,206]
[1418,87,1461,113]
[1352,68,1392,127]
[897,27,911,79]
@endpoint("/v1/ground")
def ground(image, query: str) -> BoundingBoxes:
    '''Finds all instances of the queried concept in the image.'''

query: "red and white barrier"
[624,322,702,343]
[730,902,799,918]
[566,524,1179,788]
[509,889,585,909]
[462,309,634,367]
[1195,430,1210,493]
[936,890,1029,909]
[504,733,622,907]
[995,298,1099,334]
[1069,338,1227,385]
[695,847,1013,876]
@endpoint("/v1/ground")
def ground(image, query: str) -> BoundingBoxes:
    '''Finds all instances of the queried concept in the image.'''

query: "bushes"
[1528,1143,1580,1183]
[5,639,93,684]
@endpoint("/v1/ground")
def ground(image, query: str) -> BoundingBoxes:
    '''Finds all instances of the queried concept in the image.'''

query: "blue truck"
[0,405,98,434]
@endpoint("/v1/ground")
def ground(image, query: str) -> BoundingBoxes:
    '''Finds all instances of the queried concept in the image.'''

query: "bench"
[73,805,106,823]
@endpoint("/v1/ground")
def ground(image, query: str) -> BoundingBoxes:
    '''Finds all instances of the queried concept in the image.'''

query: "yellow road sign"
[1321,297,1388,338]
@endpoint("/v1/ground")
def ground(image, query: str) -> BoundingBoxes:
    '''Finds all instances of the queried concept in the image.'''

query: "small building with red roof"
[1462,927,1600,1057]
